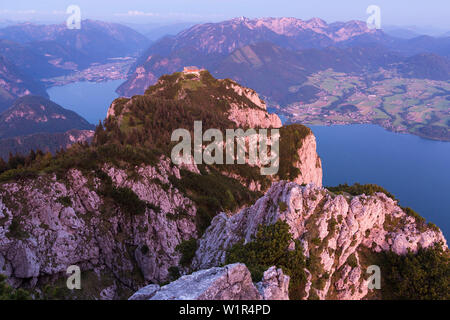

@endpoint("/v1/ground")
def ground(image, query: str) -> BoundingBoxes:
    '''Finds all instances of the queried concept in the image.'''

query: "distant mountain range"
[1,17,448,144]
[0,19,149,55]
[0,20,150,77]
[0,95,94,139]
[118,17,450,104]
[0,95,94,159]
[382,27,422,39]
[0,129,94,161]
[0,19,150,112]
[0,56,48,112]
[140,17,386,55]
[0,39,68,79]
[123,22,197,41]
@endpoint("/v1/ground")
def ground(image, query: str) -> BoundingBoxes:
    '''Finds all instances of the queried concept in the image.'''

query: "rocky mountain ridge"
[0,57,48,112]
[0,129,94,161]
[130,179,447,301]
[0,72,324,299]
[192,181,445,299]
[0,95,95,160]
[118,17,450,105]
[0,71,447,300]
[0,20,150,73]
[117,17,385,97]
[0,95,94,139]
[171,17,379,55]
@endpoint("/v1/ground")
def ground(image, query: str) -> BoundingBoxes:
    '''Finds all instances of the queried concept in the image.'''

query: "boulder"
[131,264,262,300]
[256,266,290,300]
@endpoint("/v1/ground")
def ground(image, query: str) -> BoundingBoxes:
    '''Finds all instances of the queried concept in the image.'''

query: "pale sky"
[1,0,449,31]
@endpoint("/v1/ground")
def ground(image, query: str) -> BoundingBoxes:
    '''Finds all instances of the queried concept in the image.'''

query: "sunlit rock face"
[193,181,446,300]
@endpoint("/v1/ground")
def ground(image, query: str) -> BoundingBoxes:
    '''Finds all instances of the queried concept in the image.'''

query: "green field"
[283,70,450,141]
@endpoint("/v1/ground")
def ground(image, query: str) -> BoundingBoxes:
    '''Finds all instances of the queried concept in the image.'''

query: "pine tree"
[25,150,36,166]
[94,120,107,145]
[0,157,7,174]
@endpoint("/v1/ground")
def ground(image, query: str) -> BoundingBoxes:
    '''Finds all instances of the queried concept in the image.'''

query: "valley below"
[41,58,136,88]
[274,70,450,141]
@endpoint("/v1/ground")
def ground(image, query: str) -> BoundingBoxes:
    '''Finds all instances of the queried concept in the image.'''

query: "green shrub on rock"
[0,275,31,300]
[377,243,449,300]
[225,221,307,299]
[176,238,198,267]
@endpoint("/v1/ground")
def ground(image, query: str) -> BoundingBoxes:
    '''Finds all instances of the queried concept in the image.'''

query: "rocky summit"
[0,71,448,300]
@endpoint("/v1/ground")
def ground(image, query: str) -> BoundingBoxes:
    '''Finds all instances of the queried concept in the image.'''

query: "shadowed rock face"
[129,263,290,300]
[0,95,95,160]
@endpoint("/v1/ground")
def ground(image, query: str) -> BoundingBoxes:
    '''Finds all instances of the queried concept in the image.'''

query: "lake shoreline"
[309,123,450,239]
[288,120,450,143]
[47,79,124,125]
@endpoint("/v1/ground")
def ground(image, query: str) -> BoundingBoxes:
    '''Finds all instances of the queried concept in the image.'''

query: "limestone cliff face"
[227,96,282,130]
[224,80,322,188]
[226,81,282,129]
[293,133,322,188]
[0,157,197,297]
[134,263,261,300]
[129,263,290,300]
[192,181,446,300]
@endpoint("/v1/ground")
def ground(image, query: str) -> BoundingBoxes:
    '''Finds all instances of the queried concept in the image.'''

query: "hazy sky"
[1,0,449,30]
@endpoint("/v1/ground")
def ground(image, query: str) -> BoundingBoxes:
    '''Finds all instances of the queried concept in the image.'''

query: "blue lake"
[309,124,450,239]
[48,80,123,124]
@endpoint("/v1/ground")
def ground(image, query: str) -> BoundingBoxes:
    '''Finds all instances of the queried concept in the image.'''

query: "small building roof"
[184,66,201,72]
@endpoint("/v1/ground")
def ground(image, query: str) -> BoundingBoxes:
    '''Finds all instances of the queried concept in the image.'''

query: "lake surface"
[48,80,123,124]
[309,124,450,239]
